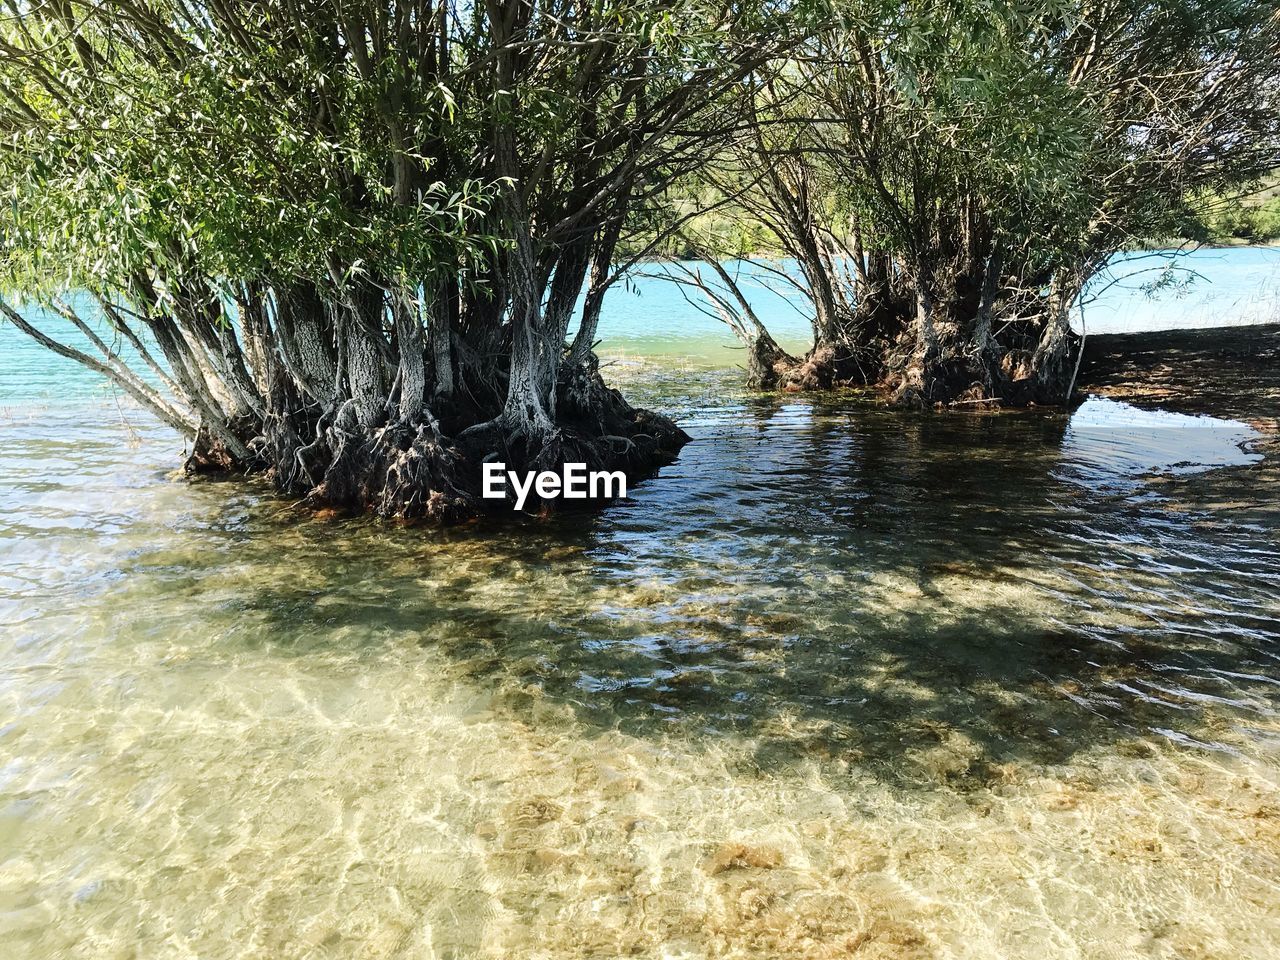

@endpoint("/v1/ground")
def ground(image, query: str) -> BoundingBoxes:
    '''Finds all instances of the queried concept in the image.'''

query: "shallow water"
[3,251,1280,957]
[2,350,1279,958]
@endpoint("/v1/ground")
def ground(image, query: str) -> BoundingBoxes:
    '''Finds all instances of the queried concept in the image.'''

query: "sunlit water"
[2,253,1280,958]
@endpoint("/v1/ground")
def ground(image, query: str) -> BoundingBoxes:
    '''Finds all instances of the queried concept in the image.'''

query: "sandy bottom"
[1,593,1278,960]
[2,390,1279,959]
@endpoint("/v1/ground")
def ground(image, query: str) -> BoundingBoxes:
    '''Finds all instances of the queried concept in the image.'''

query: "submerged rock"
[703,842,784,875]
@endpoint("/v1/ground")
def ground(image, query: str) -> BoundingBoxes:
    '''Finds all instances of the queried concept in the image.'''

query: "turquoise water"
[1081,247,1280,333]
[586,247,1280,361]
[1,249,1279,958]
[5,247,1278,404]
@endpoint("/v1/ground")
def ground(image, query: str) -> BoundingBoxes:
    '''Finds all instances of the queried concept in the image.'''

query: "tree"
[0,0,789,520]
[677,0,1280,405]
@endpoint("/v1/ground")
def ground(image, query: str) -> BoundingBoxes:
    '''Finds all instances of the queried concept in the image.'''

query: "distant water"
[586,246,1280,364]
[4,247,1278,403]
[1,248,1279,958]
[1080,246,1280,334]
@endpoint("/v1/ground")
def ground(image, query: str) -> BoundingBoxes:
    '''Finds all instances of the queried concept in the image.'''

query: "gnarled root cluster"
[185,366,688,524]
[729,299,1083,409]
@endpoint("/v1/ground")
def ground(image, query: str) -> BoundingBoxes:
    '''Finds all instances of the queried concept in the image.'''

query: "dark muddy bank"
[1079,322,1280,420]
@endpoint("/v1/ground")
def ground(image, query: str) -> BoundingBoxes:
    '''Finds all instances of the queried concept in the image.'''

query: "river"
[1,249,1278,958]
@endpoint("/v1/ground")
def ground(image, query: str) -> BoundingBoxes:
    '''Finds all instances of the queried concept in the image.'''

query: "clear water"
[2,251,1279,958]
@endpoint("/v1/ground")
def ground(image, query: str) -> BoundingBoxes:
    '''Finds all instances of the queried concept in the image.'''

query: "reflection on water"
[1,372,1279,958]
[1062,398,1262,484]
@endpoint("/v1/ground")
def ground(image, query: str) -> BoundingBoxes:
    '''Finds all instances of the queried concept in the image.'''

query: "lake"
[1,248,1278,958]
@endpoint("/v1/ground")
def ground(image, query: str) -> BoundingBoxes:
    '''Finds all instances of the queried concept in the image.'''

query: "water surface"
[2,254,1279,958]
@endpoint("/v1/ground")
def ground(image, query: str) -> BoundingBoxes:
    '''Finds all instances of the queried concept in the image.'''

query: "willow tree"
[679,0,1280,405]
[0,0,787,520]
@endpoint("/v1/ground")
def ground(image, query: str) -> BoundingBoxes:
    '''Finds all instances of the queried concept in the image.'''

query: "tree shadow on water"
[160,385,1280,790]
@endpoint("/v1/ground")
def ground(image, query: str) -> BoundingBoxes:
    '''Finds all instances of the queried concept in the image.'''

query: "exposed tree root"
[744,331,1082,409]
[183,367,688,524]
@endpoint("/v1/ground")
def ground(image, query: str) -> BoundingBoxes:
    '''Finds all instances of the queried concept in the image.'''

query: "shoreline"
[1079,321,1280,421]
